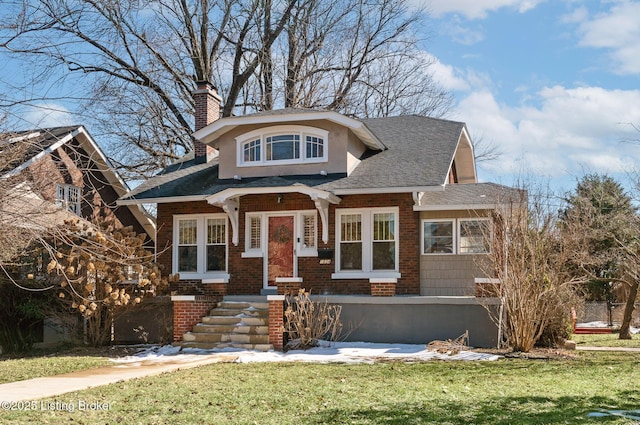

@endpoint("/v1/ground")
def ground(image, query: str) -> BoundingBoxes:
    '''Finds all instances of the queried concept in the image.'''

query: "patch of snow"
[109,341,499,365]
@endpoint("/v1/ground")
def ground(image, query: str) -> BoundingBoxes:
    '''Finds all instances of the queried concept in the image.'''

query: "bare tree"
[1,0,451,179]
[473,135,503,164]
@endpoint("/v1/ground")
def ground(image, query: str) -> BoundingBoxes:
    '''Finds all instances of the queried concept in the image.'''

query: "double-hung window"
[237,125,328,166]
[335,208,399,278]
[459,219,491,254]
[55,184,81,216]
[174,214,228,278]
[421,218,491,255]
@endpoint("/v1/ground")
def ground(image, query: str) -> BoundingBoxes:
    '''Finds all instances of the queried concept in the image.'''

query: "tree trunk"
[619,280,638,339]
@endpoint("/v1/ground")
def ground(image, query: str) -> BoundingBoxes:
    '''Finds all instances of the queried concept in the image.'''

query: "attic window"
[56,184,81,216]
[237,125,328,166]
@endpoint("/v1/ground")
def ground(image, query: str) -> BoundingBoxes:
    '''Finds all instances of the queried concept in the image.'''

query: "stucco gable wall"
[216,120,365,179]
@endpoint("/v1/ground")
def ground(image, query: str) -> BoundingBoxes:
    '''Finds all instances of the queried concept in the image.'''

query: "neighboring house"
[0,125,157,346]
[119,83,520,348]
[1,125,155,240]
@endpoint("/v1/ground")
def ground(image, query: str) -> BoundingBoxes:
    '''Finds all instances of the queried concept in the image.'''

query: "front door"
[267,215,295,287]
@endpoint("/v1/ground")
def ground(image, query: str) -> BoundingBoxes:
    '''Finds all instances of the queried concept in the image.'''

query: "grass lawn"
[0,356,111,384]
[572,332,640,348]
[2,351,640,424]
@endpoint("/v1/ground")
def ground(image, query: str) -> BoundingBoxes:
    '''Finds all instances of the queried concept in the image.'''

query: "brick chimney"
[193,81,221,163]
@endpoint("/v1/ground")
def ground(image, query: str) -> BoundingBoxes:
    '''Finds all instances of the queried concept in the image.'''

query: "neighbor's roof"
[119,113,469,203]
[1,125,156,240]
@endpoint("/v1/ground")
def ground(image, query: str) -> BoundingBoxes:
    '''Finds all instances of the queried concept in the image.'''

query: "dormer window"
[237,125,328,166]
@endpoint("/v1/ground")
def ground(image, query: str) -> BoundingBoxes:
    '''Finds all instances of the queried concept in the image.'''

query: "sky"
[2,0,639,195]
[422,0,640,193]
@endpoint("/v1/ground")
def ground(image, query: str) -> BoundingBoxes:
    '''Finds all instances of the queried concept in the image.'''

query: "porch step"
[180,297,273,351]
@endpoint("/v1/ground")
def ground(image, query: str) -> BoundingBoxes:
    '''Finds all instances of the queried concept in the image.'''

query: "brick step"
[201,316,268,326]
[180,342,273,351]
[183,332,270,344]
[192,323,268,334]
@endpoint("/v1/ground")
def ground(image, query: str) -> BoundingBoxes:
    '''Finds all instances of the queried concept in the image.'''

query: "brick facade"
[20,139,149,238]
[158,192,421,296]
[172,296,218,342]
[268,296,285,351]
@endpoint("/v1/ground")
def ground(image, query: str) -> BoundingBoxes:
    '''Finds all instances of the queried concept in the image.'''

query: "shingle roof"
[417,183,525,209]
[0,126,82,175]
[120,113,468,202]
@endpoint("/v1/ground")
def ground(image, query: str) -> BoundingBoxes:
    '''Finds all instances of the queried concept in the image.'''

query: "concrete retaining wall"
[314,295,501,348]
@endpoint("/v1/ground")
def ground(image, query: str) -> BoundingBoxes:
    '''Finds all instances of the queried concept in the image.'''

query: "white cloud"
[576,1,640,75]
[427,55,471,91]
[455,85,640,181]
[19,104,74,130]
[425,0,545,19]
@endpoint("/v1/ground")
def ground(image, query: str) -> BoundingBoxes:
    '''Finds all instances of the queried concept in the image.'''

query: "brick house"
[119,83,519,349]
[1,125,155,239]
[1,126,158,346]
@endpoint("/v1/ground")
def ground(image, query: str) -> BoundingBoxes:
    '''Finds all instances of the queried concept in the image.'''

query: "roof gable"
[1,126,156,240]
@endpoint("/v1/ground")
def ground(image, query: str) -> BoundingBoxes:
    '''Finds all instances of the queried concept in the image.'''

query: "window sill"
[175,272,230,282]
[241,251,263,258]
[331,272,401,280]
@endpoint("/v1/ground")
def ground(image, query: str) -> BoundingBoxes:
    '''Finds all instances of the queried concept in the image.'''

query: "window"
[422,220,454,254]
[177,219,198,272]
[421,218,491,255]
[237,125,328,166]
[306,136,324,159]
[248,216,261,250]
[206,218,227,271]
[302,213,316,249]
[372,213,395,270]
[335,208,399,276]
[459,219,491,254]
[340,214,362,270]
[243,139,261,163]
[266,134,300,161]
[174,215,228,277]
[55,184,81,216]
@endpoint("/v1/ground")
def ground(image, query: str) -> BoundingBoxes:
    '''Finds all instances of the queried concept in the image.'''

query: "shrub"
[283,290,343,350]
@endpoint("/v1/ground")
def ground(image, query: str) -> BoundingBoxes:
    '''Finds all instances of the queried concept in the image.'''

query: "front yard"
[1,349,639,424]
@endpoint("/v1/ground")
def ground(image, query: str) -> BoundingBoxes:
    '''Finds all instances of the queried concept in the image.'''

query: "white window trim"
[458,218,492,255]
[421,219,456,256]
[332,207,400,280]
[236,125,329,167]
[55,183,82,216]
[173,214,230,281]
[241,210,319,258]
[421,217,491,255]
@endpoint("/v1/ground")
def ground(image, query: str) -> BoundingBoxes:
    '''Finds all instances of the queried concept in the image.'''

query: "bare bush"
[479,187,580,352]
[283,290,343,350]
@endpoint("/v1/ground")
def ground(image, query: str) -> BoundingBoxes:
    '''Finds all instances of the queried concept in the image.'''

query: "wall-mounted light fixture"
[277,194,284,203]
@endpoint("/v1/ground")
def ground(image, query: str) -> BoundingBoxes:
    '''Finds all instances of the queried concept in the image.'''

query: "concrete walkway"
[576,345,640,352]
[0,353,239,402]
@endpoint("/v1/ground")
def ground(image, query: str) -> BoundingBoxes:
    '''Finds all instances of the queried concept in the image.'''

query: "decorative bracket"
[208,197,239,246]
[311,196,330,244]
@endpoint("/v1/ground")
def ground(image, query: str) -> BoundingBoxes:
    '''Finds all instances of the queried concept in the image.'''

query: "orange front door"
[267,216,295,286]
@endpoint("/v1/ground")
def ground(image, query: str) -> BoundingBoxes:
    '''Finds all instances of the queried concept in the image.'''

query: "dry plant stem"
[283,289,343,350]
